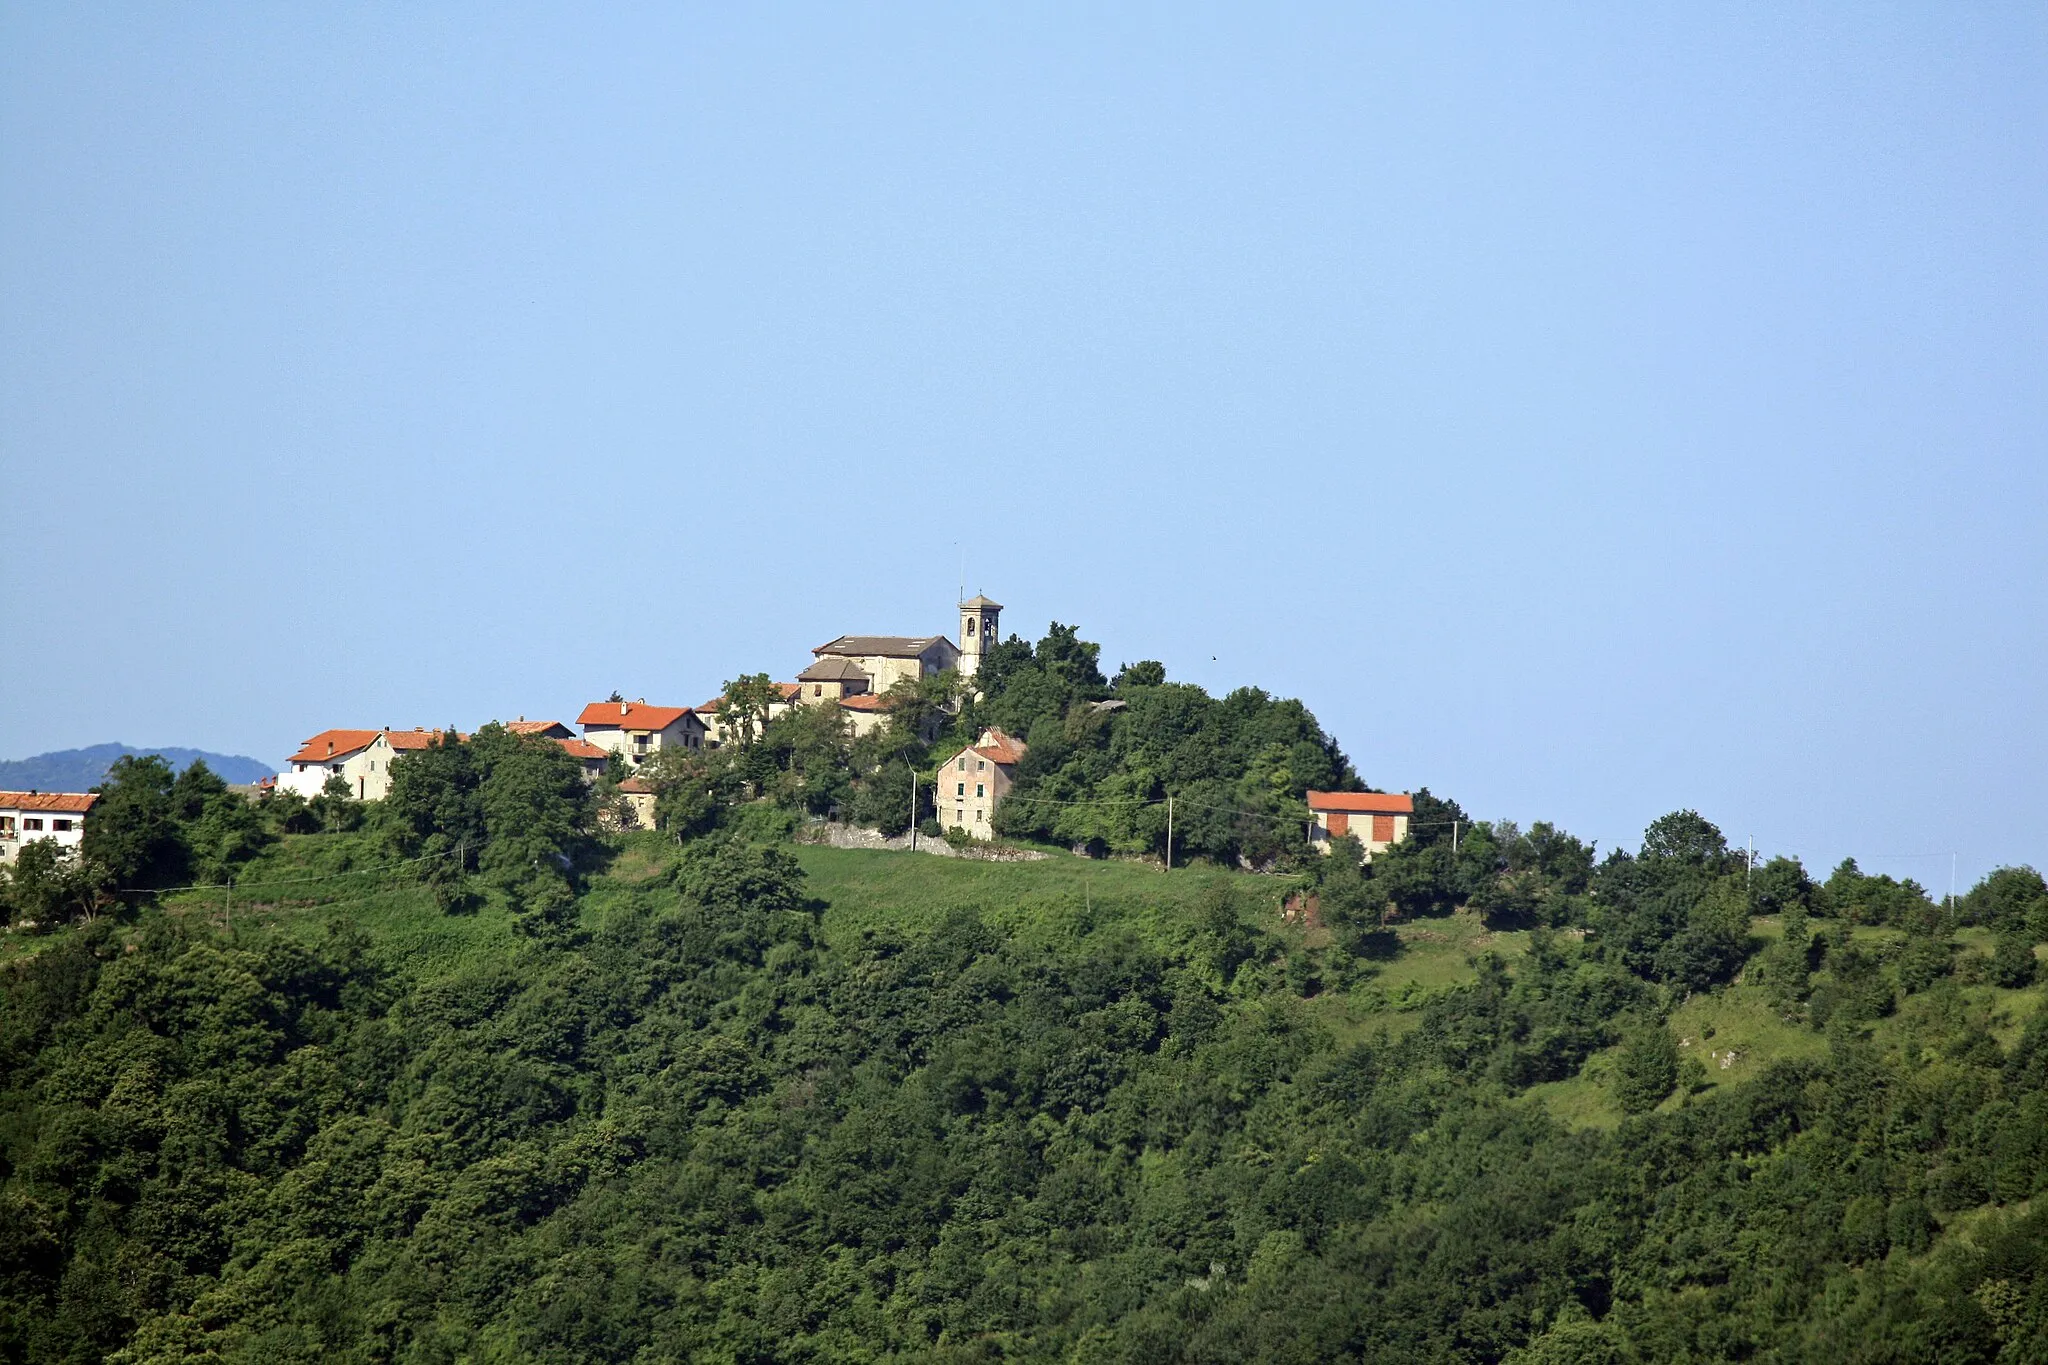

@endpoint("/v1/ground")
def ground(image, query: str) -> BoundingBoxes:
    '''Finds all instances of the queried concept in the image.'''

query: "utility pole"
[1451,819,1459,855]
[1165,794,1174,872]
[224,878,232,938]
[909,770,919,852]
[1950,852,1957,912]
[1747,836,1754,894]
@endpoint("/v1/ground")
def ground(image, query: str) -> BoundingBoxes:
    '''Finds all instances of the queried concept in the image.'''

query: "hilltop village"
[3,595,1409,867]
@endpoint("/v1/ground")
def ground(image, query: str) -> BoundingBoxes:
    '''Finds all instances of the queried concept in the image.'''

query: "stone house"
[615,776,657,830]
[935,727,1028,840]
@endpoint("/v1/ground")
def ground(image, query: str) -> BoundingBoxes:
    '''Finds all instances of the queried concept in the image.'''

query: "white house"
[576,701,708,768]
[0,791,95,865]
[1306,791,1413,860]
[935,727,1028,839]
[277,728,458,802]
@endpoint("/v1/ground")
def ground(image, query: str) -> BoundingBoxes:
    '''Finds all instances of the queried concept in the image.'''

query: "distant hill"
[0,743,272,791]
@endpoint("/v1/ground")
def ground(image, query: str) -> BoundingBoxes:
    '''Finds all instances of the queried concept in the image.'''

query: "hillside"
[0,742,270,791]
[3,820,2046,1361]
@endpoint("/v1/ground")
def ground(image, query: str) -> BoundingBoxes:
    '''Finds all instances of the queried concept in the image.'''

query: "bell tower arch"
[958,594,1002,677]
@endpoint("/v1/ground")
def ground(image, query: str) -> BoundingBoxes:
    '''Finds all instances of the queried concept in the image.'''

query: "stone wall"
[800,822,1048,862]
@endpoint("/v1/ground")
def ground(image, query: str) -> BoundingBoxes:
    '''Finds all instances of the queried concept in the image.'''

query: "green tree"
[83,753,186,893]
[171,759,269,882]
[0,838,93,925]
[1112,659,1166,689]
[719,673,783,749]
[1614,1022,1679,1113]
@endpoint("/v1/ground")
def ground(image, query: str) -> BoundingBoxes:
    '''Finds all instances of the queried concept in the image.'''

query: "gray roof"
[959,595,1003,610]
[813,634,955,659]
[797,657,872,682]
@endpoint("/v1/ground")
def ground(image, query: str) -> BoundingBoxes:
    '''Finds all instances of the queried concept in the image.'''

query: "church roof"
[813,634,954,659]
[798,657,872,682]
[959,595,1003,610]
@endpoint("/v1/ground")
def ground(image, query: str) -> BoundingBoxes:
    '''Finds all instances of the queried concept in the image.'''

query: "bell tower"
[958,594,1002,677]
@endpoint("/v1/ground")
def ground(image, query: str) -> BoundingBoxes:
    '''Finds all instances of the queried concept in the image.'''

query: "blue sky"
[3,4,2042,887]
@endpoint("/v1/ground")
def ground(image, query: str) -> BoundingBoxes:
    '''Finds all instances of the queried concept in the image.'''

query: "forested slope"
[3,823,2046,1363]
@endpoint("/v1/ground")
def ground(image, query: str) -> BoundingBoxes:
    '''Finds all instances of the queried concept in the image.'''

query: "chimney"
[620,702,628,715]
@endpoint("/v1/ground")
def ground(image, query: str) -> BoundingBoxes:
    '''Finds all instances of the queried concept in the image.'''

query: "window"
[814,684,823,697]
[957,757,966,771]
[975,809,983,822]
[956,783,965,796]
[1371,814,1396,843]
[24,819,43,832]
[52,819,71,832]
[977,760,986,771]
[976,784,985,798]
[0,817,14,837]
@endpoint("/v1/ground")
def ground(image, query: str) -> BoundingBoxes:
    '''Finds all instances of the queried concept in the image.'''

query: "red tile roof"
[577,702,696,732]
[385,729,460,751]
[1306,791,1413,814]
[971,727,1027,766]
[556,738,609,760]
[506,720,575,739]
[838,694,889,712]
[617,777,654,794]
[0,791,97,813]
[286,729,459,763]
[287,729,382,764]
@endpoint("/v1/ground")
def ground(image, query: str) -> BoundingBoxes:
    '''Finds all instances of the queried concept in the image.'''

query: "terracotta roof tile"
[617,777,654,794]
[0,791,97,814]
[286,728,460,763]
[286,729,383,764]
[385,729,460,751]
[556,738,609,760]
[577,702,697,732]
[1306,791,1413,814]
[506,720,575,738]
[838,694,889,712]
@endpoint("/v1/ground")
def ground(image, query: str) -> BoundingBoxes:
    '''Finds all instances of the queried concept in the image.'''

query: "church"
[794,596,1004,735]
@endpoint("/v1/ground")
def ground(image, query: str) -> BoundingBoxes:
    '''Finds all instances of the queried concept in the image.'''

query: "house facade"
[935,728,1027,840]
[1306,791,1413,860]
[0,792,95,864]
[277,728,457,802]
[615,776,657,830]
[576,701,708,768]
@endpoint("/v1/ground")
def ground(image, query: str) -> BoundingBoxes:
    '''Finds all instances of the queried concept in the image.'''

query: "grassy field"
[791,844,1298,956]
[13,833,2043,1117]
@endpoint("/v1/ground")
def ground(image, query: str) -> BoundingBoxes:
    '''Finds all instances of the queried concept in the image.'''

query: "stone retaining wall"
[800,822,1049,862]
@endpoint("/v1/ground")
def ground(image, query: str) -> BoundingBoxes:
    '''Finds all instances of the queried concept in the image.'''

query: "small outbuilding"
[1306,791,1413,861]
